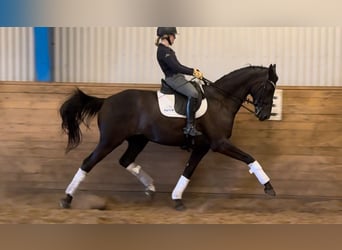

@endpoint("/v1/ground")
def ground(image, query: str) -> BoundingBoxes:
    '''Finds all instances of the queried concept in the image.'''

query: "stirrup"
[183,126,202,136]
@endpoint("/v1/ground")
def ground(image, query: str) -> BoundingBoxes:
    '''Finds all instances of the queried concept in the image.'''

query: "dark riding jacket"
[157,43,194,78]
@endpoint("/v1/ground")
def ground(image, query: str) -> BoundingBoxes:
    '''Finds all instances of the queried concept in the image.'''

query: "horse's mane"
[215,65,268,84]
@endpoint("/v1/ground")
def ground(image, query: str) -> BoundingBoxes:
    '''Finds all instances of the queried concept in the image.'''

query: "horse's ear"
[269,64,276,74]
[268,64,278,83]
[269,64,276,70]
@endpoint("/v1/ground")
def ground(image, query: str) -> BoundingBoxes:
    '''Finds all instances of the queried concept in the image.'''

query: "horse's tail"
[60,88,105,153]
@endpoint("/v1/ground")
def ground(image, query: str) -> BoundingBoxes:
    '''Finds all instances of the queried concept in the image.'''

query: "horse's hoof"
[264,188,276,196]
[144,189,156,200]
[174,199,186,211]
[59,198,71,209]
[59,194,73,209]
[264,182,276,196]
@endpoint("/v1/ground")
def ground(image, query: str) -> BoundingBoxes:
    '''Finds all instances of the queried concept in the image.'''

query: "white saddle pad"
[157,91,208,118]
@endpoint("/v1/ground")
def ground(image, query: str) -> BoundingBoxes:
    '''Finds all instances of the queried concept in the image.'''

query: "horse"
[59,64,278,210]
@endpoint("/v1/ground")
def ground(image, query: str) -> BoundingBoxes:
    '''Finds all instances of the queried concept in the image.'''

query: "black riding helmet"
[157,27,178,37]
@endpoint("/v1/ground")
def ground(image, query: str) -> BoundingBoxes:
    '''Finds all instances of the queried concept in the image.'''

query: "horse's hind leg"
[119,135,155,198]
[172,144,210,210]
[60,137,119,209]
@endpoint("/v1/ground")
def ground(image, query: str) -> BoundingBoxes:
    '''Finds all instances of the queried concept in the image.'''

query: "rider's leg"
[165,74,202,136]
[184,96,202,136]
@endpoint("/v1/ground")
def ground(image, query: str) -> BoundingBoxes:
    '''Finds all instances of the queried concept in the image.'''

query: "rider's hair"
[155,35,171,46]
[155,37,161,46]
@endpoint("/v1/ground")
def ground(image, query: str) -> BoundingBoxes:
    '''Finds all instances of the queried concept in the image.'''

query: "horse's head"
[210,64,279,121]
[250,64,278,121]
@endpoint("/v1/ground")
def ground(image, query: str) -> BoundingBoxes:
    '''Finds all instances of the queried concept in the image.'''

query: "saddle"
[159,79,205,116]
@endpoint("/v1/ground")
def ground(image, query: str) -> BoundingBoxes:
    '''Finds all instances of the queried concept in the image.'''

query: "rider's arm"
[164,52,194,76]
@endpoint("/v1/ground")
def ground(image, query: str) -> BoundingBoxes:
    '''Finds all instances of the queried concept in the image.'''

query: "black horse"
[59,64,278,210]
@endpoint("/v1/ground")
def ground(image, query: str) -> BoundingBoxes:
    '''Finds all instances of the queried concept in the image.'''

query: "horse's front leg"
[211,138,276,196]
[172,144,210,211]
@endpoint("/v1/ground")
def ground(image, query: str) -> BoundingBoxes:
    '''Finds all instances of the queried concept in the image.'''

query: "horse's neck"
[215,70,266,101]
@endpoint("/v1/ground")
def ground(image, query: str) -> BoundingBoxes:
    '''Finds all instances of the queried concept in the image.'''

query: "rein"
[202,77,256,114]
[202,77,275,115]
[159,75,274,115]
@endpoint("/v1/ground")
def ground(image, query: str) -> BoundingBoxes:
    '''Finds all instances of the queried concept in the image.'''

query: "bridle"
[245,79,276,116]
[202,77,276,115]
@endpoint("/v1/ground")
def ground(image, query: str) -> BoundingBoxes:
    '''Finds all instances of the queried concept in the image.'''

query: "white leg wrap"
[65,168,87,196]
[248,161,270,185]
[126,163,155,191]
[172,175,190,200]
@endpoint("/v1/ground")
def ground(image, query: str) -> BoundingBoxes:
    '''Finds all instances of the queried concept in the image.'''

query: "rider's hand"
[193,68,203,80]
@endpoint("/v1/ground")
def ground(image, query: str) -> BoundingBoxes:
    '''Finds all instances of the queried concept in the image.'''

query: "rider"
[155,27,204,137]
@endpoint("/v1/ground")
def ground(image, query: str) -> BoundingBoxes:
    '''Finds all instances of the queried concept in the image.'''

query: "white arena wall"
[1,27,341,86]
[0,27,35,81]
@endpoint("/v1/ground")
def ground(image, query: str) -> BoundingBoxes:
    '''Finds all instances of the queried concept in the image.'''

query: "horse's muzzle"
[258,114,269,121]
[255,107,270,121]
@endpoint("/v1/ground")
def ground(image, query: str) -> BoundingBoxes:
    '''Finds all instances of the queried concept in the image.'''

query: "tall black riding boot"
[183,97,202,136]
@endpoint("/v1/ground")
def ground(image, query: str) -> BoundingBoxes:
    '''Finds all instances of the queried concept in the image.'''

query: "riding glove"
[193,68,203,80]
